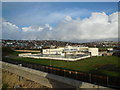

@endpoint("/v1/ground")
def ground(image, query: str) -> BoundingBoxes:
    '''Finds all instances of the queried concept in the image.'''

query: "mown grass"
[8,52,120,77]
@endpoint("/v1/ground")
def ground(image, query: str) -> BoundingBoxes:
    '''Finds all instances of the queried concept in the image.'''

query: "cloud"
[21,24,53,40]
[22,24,52,32]
[52,12,118,41]
[65,16,72,21]
[2,12,118,42]
[45,24,53,30]
[2,19,22,40]
[22,26,43,32]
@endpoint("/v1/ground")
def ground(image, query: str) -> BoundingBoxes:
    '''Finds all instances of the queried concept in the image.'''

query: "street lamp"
[40,46,43,55]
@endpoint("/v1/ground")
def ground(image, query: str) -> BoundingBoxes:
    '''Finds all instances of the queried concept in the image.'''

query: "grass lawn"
[7,51,120,77]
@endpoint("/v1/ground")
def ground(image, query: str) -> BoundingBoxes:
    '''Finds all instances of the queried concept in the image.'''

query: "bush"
[112,51,120,57]
[2,83,9,90]
[2,47,14,56]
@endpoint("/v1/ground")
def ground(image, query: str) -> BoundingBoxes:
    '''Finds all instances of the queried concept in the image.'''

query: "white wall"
[43,48,63,55]
[88,48,99,56]
[18,53,32,56]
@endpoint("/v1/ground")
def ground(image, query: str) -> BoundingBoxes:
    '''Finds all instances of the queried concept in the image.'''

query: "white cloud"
[22,26,44,32]
[2,12,118,42]
[53,12,118,41]
[21,24,53,40]
[22,24,52,32]
[65,16,72,21]
[45,24,53,30]
[2,20,21,40]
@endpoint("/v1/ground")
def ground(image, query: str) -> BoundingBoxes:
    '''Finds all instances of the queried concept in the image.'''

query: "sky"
[2,2,119,42]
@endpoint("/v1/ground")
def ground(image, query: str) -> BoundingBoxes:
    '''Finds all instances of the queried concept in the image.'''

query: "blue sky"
[2,2,118,28]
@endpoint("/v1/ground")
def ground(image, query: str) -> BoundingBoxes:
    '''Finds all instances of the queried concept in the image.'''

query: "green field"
[2,47,120,77]
[6,51,119,77]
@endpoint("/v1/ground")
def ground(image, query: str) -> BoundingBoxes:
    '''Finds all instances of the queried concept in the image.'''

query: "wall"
[43,48,63,55]
[18,53,91,61]
[88,48,99,56]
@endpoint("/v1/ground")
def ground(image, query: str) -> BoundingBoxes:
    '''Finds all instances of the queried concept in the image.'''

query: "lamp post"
[40,46,43,55]
[49,49,52,66]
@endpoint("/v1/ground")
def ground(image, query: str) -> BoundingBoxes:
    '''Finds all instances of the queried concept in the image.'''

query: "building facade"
[43,46,99,56]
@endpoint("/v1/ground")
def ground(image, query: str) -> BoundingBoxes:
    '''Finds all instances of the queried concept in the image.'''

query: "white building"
[88,48,99,56]
[43,46,99,56]
[43,48,64,55]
